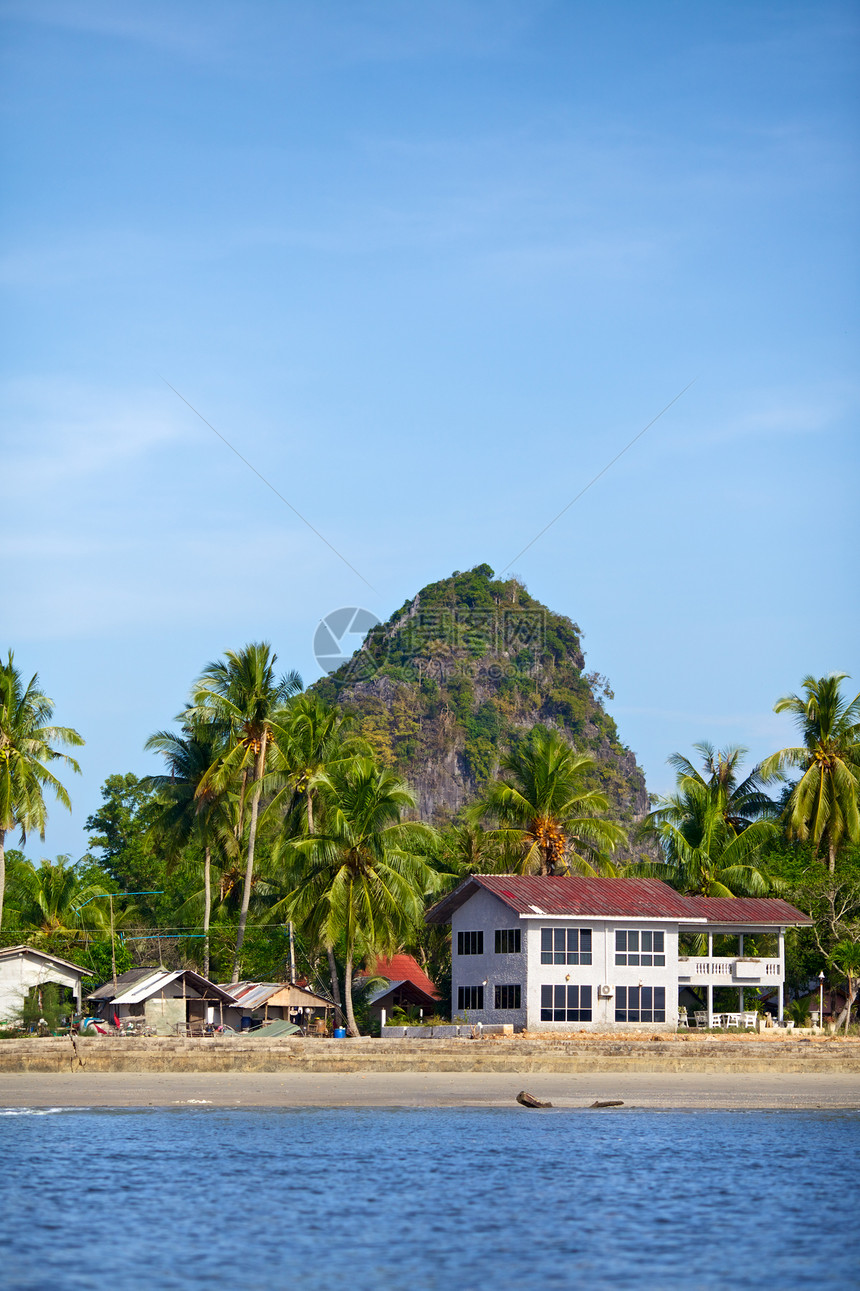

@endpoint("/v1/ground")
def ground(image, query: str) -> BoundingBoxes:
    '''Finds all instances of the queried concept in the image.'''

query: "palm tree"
[642,746,783,898]
[760,673,860,872]
[645,780,781,897]
[272,694,364,834]
[189,643,302,981]
[474,727,627,876]
[664,742,778,835]
[277,758,438,1035]
[0,653,84,930]
[143,722,236,978]
[267,694,366,1011]
[5,855,108,939]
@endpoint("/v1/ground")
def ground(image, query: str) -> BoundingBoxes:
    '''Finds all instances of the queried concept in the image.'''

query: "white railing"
[678,957,781,982]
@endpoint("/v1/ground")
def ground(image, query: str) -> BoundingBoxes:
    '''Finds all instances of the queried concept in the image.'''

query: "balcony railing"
[677,957,781,983]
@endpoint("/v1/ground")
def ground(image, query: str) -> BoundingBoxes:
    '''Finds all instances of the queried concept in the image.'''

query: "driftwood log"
[589,1100,624,1108]
[516,1090,553,1108]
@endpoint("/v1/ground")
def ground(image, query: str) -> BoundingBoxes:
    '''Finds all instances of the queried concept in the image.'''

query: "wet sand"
[2,1070,858,1109]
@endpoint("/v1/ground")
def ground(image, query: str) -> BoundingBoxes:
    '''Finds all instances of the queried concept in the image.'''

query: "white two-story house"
[425,875,812,1031]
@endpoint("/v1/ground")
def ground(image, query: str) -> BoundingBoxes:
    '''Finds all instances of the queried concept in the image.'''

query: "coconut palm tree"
[143,722,237,978]
[663,742,778,836]
[271,694,365,834]
[189,643,302,981]
[474,727,627,876]
[277,758,438,1035]
[645,780,781,897]
[267,694,368,1012]
[760,673,860,872]
[0,653,84,930]
[5,854,109,939]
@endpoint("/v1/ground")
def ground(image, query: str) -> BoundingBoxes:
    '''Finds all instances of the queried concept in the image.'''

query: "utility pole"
[110,893,117,990]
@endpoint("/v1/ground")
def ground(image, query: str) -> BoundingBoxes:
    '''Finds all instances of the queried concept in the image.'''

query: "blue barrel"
[334,1026,346,1039]
[240,1016,253,1031]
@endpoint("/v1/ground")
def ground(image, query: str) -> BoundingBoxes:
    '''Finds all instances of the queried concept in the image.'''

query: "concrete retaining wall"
[2,1035,859,1075]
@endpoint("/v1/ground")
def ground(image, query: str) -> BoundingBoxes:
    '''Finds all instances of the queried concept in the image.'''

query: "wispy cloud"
[1,378,191,488]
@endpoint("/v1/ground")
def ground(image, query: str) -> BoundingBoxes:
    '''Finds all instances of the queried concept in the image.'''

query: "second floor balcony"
[677,956,781,985]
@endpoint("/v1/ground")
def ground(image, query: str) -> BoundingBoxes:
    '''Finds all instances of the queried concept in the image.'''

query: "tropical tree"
[663,742,778,836]
[473,727,627,876]
[5,855,109,939]
[830,939,860,1032]
[143,722,236,978]
[0,653,84,930]
[269,695,367,832]
[277,758,439,1035]
[189,643,302,981]
[760,673,860,872]
[644,780,781,897]
[266,694,367,1011]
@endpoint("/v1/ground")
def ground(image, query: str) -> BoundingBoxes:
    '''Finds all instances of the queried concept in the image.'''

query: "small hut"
[88,967,236,1034]
[222,981,334,1033]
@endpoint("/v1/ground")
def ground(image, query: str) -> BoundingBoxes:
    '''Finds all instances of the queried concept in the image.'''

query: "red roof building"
[424,874,812,1033]
[357,953,440,1026]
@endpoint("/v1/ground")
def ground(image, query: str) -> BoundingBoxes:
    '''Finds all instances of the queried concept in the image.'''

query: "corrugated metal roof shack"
[221,982,334,1033]
[88,968,236,1035]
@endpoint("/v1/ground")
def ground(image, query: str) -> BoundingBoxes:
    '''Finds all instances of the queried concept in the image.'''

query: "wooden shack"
[88,967,236,1034]
[223,981,334,1033]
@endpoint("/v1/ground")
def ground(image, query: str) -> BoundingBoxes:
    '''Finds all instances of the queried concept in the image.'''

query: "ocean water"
[2,1107,858,1291]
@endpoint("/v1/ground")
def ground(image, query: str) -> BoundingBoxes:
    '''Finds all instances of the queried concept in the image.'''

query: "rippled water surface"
[2,1107,858,1290]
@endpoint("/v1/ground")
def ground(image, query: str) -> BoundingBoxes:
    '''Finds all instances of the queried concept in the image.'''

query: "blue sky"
[2,0,858,860]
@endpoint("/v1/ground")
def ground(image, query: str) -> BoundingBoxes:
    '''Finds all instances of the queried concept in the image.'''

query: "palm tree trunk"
[0,828,5,931]
[828,835,836,874]
[203,845,211,979]
[231,734,267,983]
[343,951,360,1036]
[307,792,343,1022]
[835,977,857,1031]
[326,945,344,1023]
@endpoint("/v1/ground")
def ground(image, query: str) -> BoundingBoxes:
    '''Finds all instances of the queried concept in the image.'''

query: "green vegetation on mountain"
[313,564,648,829]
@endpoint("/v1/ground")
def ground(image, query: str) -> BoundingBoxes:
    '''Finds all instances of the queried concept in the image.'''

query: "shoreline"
[2,1070,859,1110]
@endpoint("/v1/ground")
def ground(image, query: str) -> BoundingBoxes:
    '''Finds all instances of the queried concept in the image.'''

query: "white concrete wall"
[0,954,83,1026]
[449,892,682,1031]
[525,917,680,1030]
[521,919,676,1027]
[450,888,528,1029]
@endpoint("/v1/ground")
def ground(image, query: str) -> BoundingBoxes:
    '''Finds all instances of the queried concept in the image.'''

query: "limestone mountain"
[312,565,649,829]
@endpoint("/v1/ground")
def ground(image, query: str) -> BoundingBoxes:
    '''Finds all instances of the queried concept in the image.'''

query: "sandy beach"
[2,1069,858,1109]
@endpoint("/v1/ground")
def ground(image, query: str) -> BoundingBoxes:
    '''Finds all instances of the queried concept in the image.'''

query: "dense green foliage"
[3,584,860,1032]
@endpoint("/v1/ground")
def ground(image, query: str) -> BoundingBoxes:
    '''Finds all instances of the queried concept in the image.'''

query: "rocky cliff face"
[312,565,649,828]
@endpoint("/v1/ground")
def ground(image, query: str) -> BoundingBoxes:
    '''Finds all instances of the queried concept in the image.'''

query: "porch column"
[739,987,744,1012]
[706,983,713,1029]
[778,928,785,1022]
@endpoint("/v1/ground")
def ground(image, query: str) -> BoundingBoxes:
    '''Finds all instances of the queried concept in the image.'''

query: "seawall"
[3,1034,860,1076]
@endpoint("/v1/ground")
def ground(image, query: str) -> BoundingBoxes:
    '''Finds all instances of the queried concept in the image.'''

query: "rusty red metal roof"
[684,896,813,926]
[425,875,812,926]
